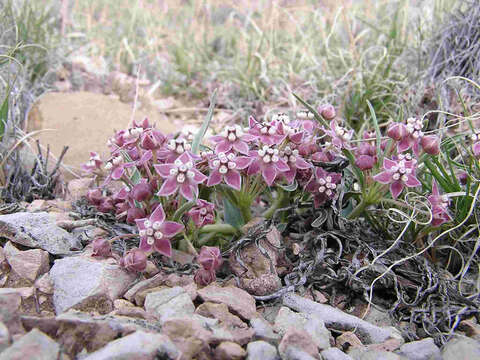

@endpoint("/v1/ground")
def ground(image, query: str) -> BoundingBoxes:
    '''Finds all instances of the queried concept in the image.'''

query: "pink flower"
[86,188,103,206]
[280,145,312,183]
[126,207,146,224]
[140,129,165,150]
[188,199,215,227]
[428,180,452,227]
[318,104,336,120]
[197,246,222,271]
[103,155,134,185]
[209,125,256,155]
[247,146,290,186]
[355,155,375,171]
[157,137,194,163]
[131,179,153,202]
[207,152,252,190]
[323,120,354,150]
[91,238,112,258]
[135,204,184,257]
[421,135,440,155]
[397,117,423,155]
[305,167,342,207]
[247,116,287,145]
[120,248,147,272]
[473,141,480,158]
[82,152,103,173]
[194,268,216,286]
[373,158,421,199]
[387,122,408,141]
[154,153,207,201]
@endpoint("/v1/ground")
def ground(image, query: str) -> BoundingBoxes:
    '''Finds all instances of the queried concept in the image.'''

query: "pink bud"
[421,135,440,155]
[194,268,216,286]
[86,189,103,206]
[319,104,336,120]
[120,248,147,272]
[355,155,375,171]
[131,182,153,202]
[387,123,407,141]
[115,201,129,214]
[458,171,468,185]
[126,207,146,224]
[91,238,112,258]
[197,246,222,271]
[97,197,114,213]
[141,131,159,150]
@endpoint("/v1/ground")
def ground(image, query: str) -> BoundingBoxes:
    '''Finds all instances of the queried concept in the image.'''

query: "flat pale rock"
[197,285,257,320]
[26,91,176,177]
[0,328,59,360]
[82,330,179,360]
[0,322,10,353]
[214,341,247,360]
[247,341,279,360]
[0,212,81,255]
[144,286,195,324]
[3,241,49,282]
[0,288,24,335]
[50,255,136,314]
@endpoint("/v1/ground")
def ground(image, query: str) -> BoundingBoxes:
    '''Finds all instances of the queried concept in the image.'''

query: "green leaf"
[223,197,244,229]
[120,150,142,185]
[192,89,217,154]
[279,181,298,192]
[366,100,382,159]
[292,92,329,128]
[173,201,196,222]
[0,93,8,141]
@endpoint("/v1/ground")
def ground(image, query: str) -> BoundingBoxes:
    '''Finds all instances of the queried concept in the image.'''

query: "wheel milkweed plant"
[85,87,480,284]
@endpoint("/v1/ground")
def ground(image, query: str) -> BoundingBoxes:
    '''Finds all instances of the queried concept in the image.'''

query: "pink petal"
[262,165,277,186]
[240,134,257,142]
[305,179,318,193]
[154,164,175,178]
[294,157,311,170]
[139,237,153,253]
[161,221,184,237]
[216,141,233,154]
[390,181,404,199]
[249,115,257,128]
[234,156,253,170]
[139,150,153,164]
[177,152,191,164]
[289,131,304,143]
[150,203,166,223]
[473,141,480,157]
[247,159,261,175]
[225,170,241,190]
[397,138,411,152]
[373,171,392,184]
[330,173,342,183]
[275,158,290,172]
[207,170,223,187]
[209,135,224,143]
[383,158,397,170]
[431,180,439,196]
[405,175,421,187]
[154,238,172,257]
[111,166,125,180]
[179,183,195,201]
[157,177,179,197]
[283,169,296,184]
[135,218,147,231]
[232,140,249,155]
[192,169,208,184]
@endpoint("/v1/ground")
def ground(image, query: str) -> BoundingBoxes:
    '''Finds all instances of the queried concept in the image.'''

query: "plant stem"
[347,198,369,219]
[199,223,238,235]
[263,189,286,219]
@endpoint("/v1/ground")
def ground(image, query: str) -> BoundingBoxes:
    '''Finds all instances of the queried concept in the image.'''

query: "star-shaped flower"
[373,157,421,199]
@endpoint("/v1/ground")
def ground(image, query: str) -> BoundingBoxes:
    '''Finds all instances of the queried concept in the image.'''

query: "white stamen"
[177,173,186,183]
[169,168,178,176]
[154,231,163,239]
[152,221,162,230]
[146,237,155,245]
[187,170,195,178]
[219,165,228,174]
[146,228,153,236]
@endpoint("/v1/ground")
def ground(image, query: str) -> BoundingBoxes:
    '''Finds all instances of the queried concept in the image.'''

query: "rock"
[66,178,94,201]
[229,226,282,296]
[82,331,179,360]
[442,335,480,360]
[321,347,354,360]
[113,299,134,309]
[396,338,440,360]
[250,317,280,343]
[0,322,10,353]
[458,319,480,340]
[336,332,363,351]
[3,242,49,282]
[35,273,54,294]
[161,317,212,359]
[191,314,235,344]
[197,285,257,320]
[144,287,195,324]
[282,293,393,344]
[278,328,319,359]
[362,307,393,328]
[274,307,330,350]
[214,341,247,360]
[196,302,254,345]
[50,255,136,314]
[0,212,81,255]
[348,349,404,359]
[0,328,59,360]
[0,289,24,335]
[247,341,280,360]
[21,311,162,358]
[109,306,152,320]
[26,92,176,177]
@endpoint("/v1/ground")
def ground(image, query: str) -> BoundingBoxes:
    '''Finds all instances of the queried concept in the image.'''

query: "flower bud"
[355,155,375,171]
[318,104,336,120]
[131,182,153,202]
[197,246,222,271]
[126,207,146,224]
[194,268,216,286]
[91,238,112,258]
[97,197,114,213]
[387,122,407,141]
[457,171,468,185]
[86,189,103,206]
[120,248,147,272]
[421,135,440,155]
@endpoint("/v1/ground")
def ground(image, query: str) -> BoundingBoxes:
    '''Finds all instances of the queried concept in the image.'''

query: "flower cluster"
[194,246,222,286]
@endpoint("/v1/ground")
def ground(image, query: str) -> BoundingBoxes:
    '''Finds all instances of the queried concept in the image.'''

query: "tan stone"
[35,273,54,295]
[336,331,363,350]
[26,92,176,178]
[66,178,94,201]
[278,328,320,359]
[3,242,49,282]
[214,341,246,360]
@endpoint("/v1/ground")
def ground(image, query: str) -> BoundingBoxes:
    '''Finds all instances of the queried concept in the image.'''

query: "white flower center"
[154,231,163,239]
[152,221,162,230]
[147,237,155,245]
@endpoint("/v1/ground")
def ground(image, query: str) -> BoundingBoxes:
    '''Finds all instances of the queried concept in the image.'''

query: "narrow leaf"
[192,89,217,154]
